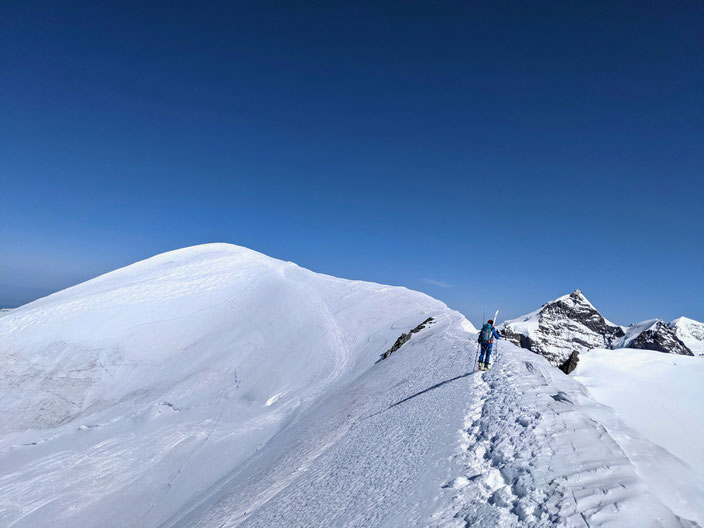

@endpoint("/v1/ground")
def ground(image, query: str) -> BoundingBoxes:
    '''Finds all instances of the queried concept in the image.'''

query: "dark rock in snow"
[383,333,411,359]
[382,317,434,360]
[410,317,434,334]
[559,350,579,375]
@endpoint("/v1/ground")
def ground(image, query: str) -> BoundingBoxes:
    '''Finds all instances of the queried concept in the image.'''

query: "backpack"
[480,322,493,344]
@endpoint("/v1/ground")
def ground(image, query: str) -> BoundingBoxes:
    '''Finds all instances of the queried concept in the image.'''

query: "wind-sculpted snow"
[574,348,704,488]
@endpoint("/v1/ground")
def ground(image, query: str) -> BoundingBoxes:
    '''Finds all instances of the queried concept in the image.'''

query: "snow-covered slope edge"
[0,243,451,528]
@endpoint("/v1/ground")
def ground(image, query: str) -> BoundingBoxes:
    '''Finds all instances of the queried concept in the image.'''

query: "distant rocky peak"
[501,290,624,368]
[503,290,696,367]
[538,290,592,318]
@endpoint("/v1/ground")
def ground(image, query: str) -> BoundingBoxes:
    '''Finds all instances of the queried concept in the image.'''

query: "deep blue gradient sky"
[1,1,703,325]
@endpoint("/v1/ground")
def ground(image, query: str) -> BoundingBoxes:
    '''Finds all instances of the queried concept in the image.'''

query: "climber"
[478,319,500,370]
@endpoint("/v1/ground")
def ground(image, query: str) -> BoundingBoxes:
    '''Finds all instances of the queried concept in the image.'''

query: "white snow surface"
[670,317,704,356]
[574,348,704,487]
[1,243,703,527]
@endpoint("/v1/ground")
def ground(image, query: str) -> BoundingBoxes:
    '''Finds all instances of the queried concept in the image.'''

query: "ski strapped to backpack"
[480,310,499,342]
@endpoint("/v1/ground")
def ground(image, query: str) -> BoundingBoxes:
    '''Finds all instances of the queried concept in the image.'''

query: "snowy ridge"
[612,318,661,348]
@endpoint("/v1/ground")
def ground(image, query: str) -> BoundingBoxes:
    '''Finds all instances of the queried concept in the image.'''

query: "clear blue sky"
[1,1,702,325]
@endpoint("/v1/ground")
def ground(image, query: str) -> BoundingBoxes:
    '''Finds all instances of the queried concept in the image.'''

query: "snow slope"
[166,334,704,527]
[0,243,449,527]
[1,244,702,527]
[574,348,704,485]
[670,317,704,356]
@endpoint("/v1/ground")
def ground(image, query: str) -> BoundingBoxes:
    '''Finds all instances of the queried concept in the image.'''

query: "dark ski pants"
[479,342,493,364]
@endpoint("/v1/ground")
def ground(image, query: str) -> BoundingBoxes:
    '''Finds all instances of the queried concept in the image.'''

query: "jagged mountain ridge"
[500,290,699,366]
[613,319,692,356]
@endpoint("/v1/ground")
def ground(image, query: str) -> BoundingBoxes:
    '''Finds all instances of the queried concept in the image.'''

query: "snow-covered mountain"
[614,319,693,355]
[1,245,703,527]
[499,290,625,366]
[670,316,704,356]
[500,289,699,365]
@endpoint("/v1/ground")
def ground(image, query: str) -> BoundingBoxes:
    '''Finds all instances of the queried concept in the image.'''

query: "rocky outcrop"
[381,317,434,360]
[383,333,412,359]
[500,290,624,367]
[559,350,580,374]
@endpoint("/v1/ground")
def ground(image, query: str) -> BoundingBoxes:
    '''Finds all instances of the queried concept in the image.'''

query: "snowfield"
[574,348,704,487]
[1,244,703,527]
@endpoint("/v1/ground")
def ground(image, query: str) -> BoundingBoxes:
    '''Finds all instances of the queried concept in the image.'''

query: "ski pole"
[473,340,480,372]
[474,312,486,371]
